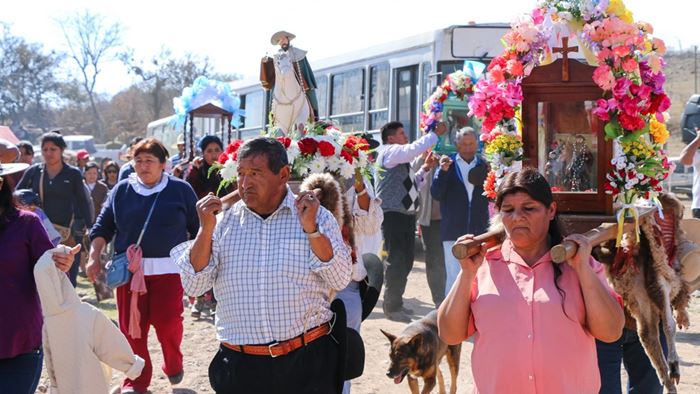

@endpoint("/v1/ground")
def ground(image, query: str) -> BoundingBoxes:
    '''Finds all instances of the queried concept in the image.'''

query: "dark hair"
[132,137,169,163]
[17,141,33,156]
[40,132,66,150]
[129,136,144,147]
[380,121,404,144]
[0,176,18,232]
[495,167,562,244]
[84,161,100,173]
[237,137,288,174]
[199,135,223,152]
[495,167,571,319]
[103,161,120,179]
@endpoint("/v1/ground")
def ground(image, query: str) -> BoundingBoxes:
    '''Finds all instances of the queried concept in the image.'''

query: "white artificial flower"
[558,11,573,21]
[287,143,300,165]
[358,151,369,168]
[326,156,344,172]
[308,156,326,174]
[220,159,238,181]
[339,160,355,179]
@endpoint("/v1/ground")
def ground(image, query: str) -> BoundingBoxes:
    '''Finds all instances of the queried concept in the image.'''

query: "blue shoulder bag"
[105,187,161,289]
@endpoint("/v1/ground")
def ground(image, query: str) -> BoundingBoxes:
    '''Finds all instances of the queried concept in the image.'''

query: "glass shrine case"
[521,54,613,215]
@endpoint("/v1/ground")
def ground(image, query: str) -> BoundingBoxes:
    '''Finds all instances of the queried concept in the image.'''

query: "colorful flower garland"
[469,0,671,211]
[419,67,480,133]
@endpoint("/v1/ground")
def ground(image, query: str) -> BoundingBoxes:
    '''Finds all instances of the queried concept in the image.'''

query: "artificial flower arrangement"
[469,0,672,219]
[420,68,479,133]
[211,121,376,193]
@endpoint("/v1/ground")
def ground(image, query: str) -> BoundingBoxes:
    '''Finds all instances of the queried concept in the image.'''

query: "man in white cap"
[261,30,319,133]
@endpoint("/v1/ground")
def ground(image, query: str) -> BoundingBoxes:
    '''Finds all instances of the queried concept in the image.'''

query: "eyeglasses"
[106,170,118,174]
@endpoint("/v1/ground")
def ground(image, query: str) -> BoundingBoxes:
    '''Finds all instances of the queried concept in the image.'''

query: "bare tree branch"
[58,10,123,140]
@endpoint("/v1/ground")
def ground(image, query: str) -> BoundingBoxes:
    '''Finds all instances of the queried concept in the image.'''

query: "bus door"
[394,65,419,141]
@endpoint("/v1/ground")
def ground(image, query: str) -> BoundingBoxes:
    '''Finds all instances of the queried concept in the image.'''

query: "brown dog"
[381,310,461,394]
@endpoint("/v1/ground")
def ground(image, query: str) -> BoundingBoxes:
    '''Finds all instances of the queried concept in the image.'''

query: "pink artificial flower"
[593,65,616,91]
[613,78,632,99]
[506,59,524,77]
[531,8,544,24]
[652,38,666,55]
[622,57,639,74]
[490,65,505,83]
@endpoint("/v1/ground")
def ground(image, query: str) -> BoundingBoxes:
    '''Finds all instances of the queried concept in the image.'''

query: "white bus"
[147,23,509,147]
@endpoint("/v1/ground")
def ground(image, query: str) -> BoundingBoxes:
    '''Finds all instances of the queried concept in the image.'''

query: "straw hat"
[0,138,28,177]
[270,30,295,45]
[679,219,700,291]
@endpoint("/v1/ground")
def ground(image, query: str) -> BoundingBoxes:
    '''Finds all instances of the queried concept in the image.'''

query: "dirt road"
[36,262,700,394]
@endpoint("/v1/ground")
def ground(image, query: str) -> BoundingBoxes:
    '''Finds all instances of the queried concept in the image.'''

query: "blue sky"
[2,0,697,95]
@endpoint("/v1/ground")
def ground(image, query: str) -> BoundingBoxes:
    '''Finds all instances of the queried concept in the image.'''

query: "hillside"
[662,50,698,156]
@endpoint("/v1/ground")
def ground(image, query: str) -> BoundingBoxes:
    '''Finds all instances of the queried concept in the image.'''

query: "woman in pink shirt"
[437,168,624,394]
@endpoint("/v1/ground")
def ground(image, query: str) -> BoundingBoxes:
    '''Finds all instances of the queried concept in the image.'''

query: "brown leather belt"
[222,321,332,358]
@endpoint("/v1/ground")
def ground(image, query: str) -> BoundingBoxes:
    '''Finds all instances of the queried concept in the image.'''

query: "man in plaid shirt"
[172,137,352,393]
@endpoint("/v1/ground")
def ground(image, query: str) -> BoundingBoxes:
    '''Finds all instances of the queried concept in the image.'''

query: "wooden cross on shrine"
[552,36,578,82]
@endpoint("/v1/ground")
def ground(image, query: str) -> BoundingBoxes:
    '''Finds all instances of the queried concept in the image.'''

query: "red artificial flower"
[488,55,508,72]
[223,140,244,161]
[218,152,230,164]
[618,113,645,131]
[298,138,318,155]
[225,140,243,155]
[340,150,354,164]
[277,137,292,149]
[318,141,336,157]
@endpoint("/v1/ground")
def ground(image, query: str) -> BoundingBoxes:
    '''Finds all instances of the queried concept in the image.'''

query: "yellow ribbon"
[616,204,640,246]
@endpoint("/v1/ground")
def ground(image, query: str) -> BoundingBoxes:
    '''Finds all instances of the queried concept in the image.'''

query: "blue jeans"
[0,348,43,394]
[597,328,667,394]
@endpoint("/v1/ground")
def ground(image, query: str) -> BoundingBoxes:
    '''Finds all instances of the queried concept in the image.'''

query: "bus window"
[330,68,365,132]
[421,62,432,104]
[395,65,418,141]
[316,75,328,119]
[241,90,264,132]
[369,63,389,130]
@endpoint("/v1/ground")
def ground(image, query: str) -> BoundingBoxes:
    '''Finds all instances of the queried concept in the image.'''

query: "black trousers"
[420,220,446,307]
[382,211,416,312]
[209,335,339,394]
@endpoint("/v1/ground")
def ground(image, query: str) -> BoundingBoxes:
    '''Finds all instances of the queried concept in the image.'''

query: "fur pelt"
[299,173,356,255]
[592,194,692,394]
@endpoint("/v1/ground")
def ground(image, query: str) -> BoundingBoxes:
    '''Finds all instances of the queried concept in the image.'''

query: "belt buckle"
[268,341,280,358]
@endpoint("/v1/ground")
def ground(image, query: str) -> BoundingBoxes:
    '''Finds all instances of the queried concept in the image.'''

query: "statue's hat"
[271,30,296,45]
[0,138,28,177]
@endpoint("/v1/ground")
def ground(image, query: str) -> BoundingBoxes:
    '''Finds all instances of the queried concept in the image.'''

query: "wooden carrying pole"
[451,222,633,263]
[451,229,505,260]
[550,222,633,264]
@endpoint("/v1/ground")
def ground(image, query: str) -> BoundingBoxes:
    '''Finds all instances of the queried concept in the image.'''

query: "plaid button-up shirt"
[173,187,352,345]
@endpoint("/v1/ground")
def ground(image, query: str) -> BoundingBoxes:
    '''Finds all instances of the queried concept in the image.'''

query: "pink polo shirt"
[467,239,619,394]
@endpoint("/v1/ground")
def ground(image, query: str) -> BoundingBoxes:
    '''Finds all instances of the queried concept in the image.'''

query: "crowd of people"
[0,121,683,394]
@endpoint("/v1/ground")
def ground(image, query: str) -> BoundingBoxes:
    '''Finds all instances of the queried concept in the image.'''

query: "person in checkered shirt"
[172,137,352,393]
